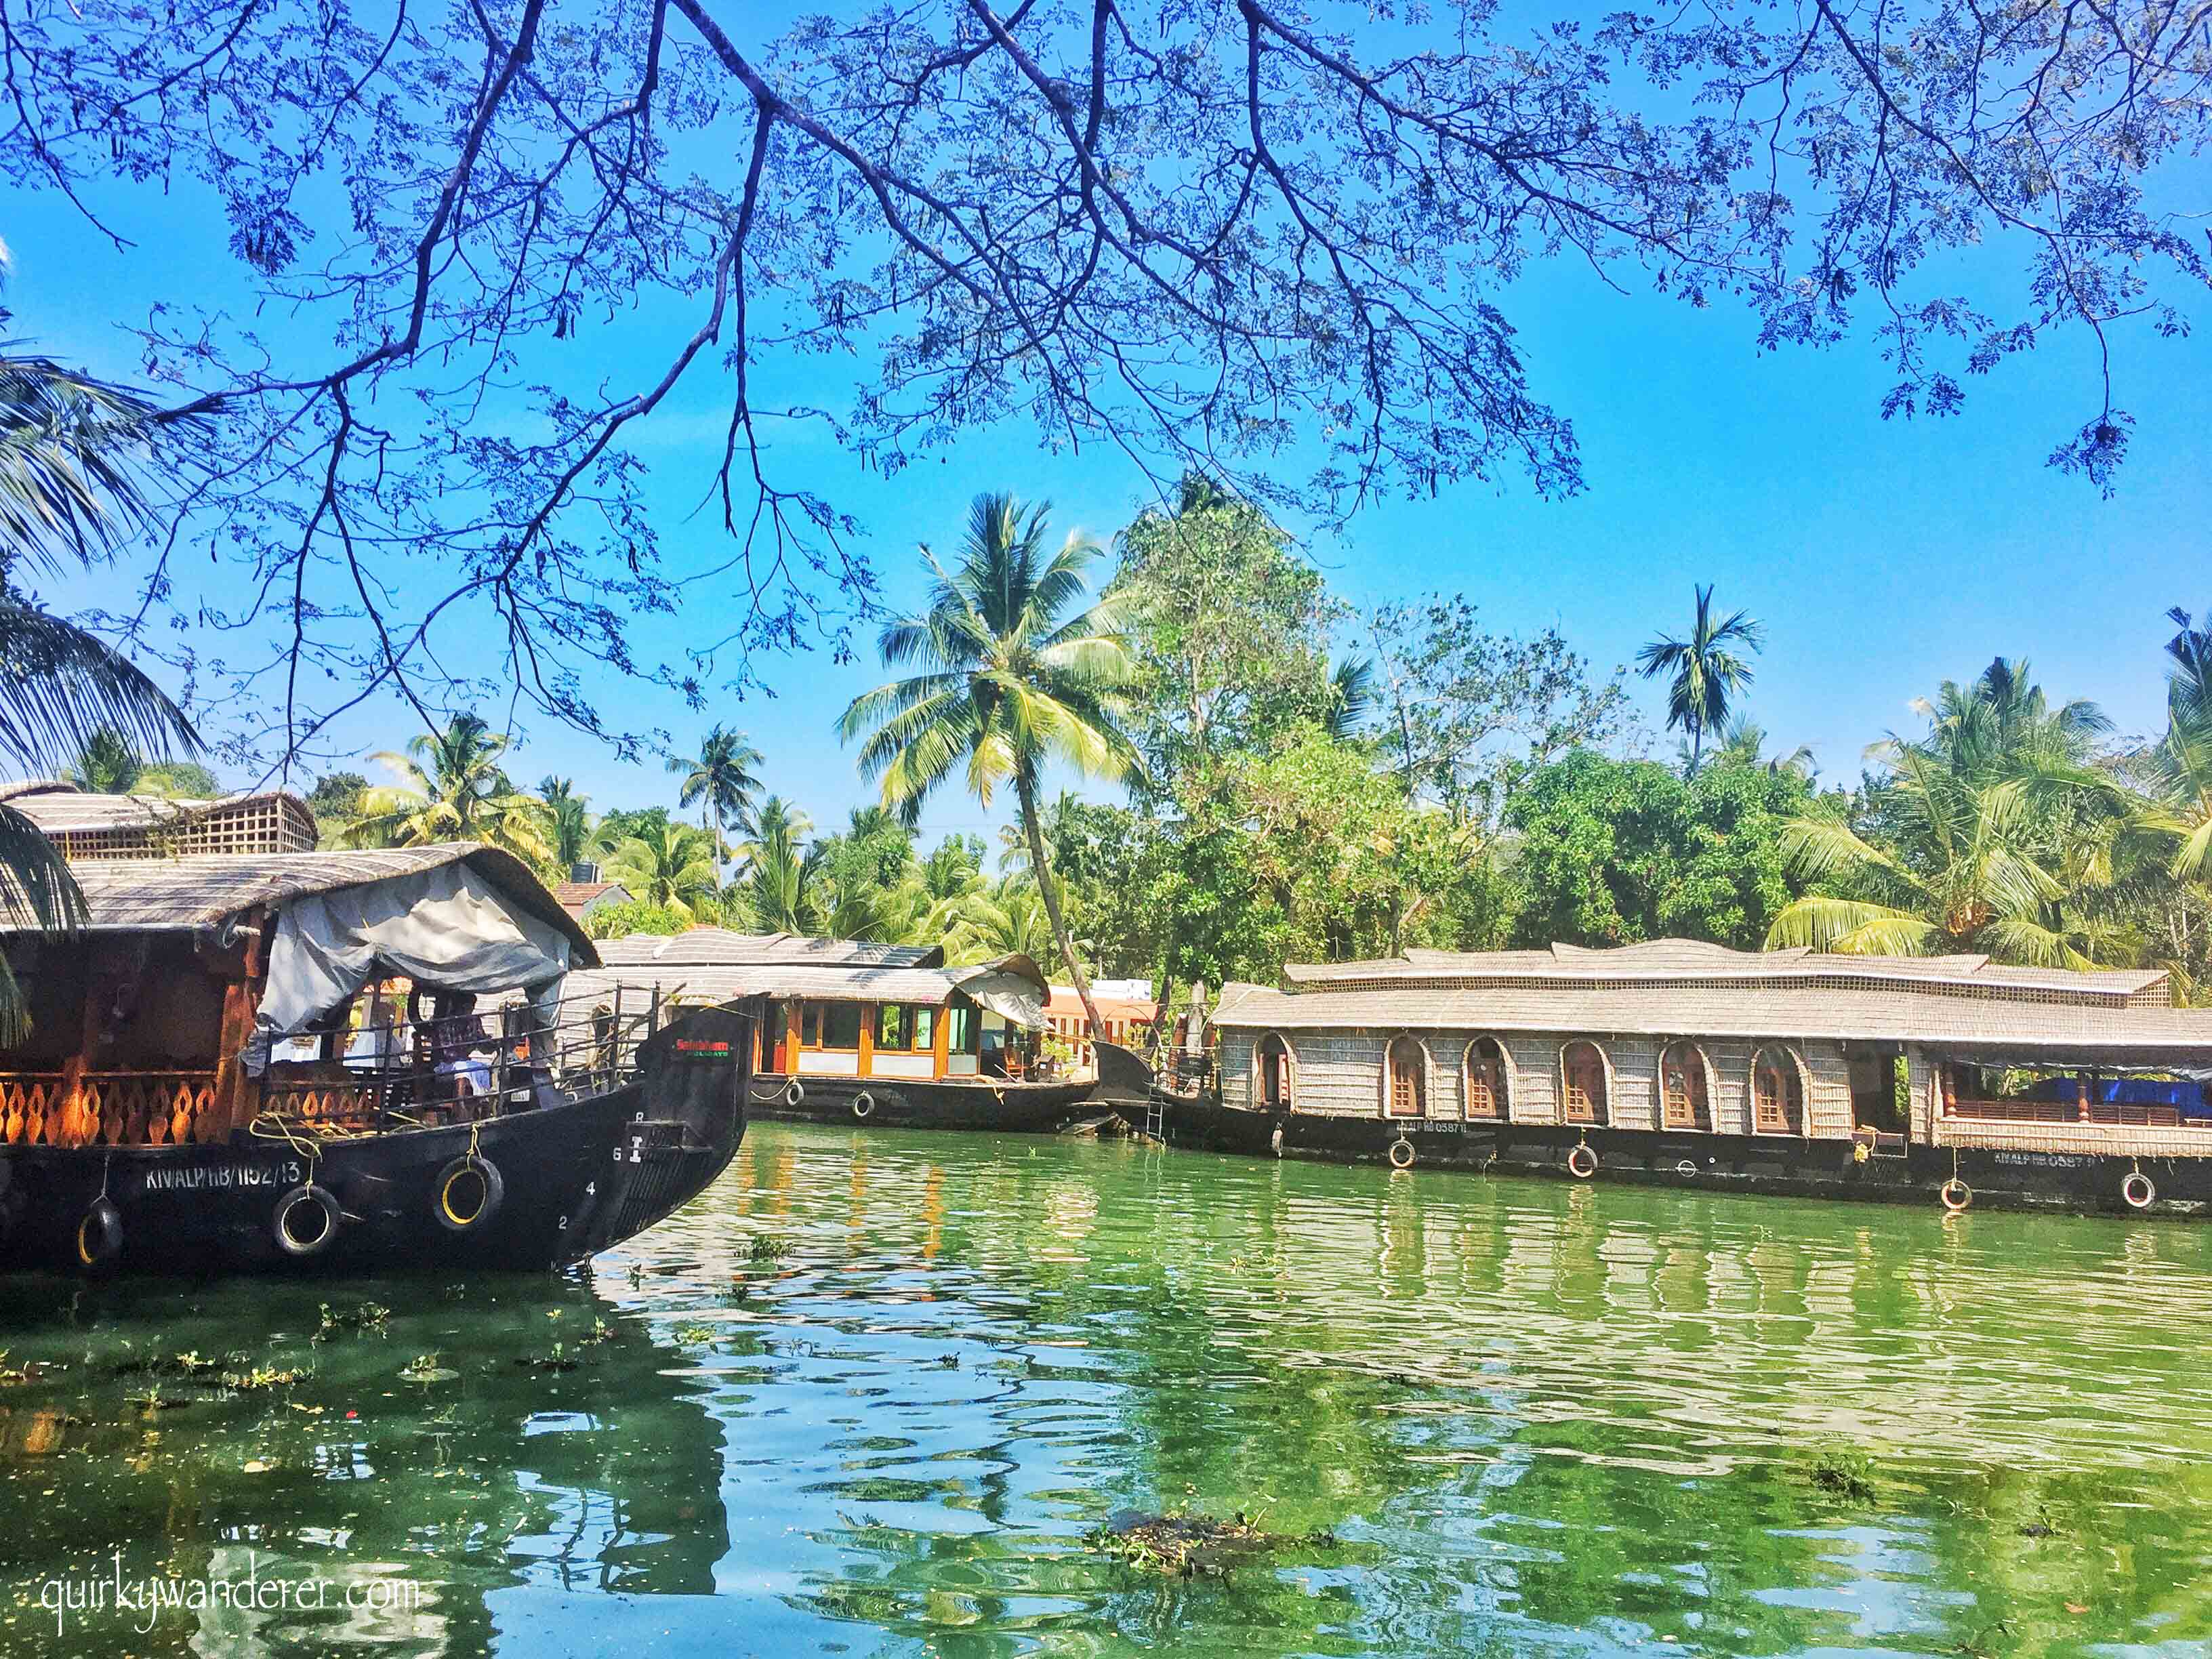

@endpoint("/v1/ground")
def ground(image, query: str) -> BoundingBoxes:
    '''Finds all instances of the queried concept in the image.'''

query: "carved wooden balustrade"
[0,1071,224,1147]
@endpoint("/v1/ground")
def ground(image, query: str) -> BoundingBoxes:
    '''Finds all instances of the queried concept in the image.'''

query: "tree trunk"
[703,799,724,897]
[1016,770,1105,1040]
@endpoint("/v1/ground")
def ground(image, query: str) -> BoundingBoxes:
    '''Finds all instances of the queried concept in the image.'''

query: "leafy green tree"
[668,726,762,894]
[840,493,1141,1039]
[1507,750,1815,950]
[1637,586,1764,773]
[1109,474,1347,795]
[596,804,674,850]
[1369,594,1626,826]
[581,899,693,942]
[606,823,718,918]
[138,760,222,797]
[346,713,550,863]
[306,770,367,824]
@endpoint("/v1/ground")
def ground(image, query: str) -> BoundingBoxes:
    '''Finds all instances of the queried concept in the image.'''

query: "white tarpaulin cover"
[954,968,1047,1031]
[247,862,571,1073]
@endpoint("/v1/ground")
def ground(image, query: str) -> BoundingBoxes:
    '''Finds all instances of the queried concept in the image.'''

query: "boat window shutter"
[1755,1050,1803,1133]
[1663,1044,1711,1130]
[1563,1042,1606,1124]
[1387,1038,1425,1117]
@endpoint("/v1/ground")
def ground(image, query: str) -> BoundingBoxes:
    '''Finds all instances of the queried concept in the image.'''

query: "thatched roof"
[559,952,1043,1010]
[594,928,945,970]
[1216,937,2212,1060]
[1282,938,2171,1005]
[5,844,598,966]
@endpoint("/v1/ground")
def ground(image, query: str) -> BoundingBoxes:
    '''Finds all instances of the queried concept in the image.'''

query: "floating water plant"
[747,1233,790,1262]
[400,1354,458,1384]
[314,1302,392,1341]
[1090,1509,1337,1578]
[1807,1443,1878,1503]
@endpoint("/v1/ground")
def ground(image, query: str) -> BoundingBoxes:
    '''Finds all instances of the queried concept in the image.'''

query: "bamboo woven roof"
[6,844,598,966]
[11,783,314,836]
[594,928,945,970]
[558,954,1042,1009]
[1283,938,2171,1004]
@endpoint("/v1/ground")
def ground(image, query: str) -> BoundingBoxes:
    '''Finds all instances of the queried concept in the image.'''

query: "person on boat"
[428,992,493,1101]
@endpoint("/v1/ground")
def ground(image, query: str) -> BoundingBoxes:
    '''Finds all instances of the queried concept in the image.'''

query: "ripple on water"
[0,1122,2209,1656]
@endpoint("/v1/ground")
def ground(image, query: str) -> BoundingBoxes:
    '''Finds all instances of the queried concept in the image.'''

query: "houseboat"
[1172,939,2212,1218]
[0,818,756,1275]
[558,933,1097,1132]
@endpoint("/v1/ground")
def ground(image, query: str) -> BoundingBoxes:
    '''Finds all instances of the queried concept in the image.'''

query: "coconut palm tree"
[2139,611,2212,886]
[1637,585,1764,773]
[943,876,1068,966]
[0,299,202,1040]
[606,822,719,918]
[1324,657,1376,741]
[1696,715,1816,779]
[1890,656,2110,782]
[736,796,815,932]
[537,776,598,872]
[839,493,1141,1038]
[61,725,143,792]
[1766,745,2112,966]
[346,714,551,863]
[668,726,762,895]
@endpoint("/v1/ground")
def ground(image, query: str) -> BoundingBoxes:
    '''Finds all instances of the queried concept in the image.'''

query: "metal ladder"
[1142,1092,1166,1143]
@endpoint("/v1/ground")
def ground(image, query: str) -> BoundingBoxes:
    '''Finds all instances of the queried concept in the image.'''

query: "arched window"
[1661,1042,1713,1130]
[1753,1047,1806,1134]
[1385,1036,1428,1118]
[1561,1042,1609,1125]
[1256,1033,1296,1111]
[1464,1037,1509,1120]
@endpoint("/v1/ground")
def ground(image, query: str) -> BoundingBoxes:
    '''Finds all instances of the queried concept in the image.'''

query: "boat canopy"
[248,859,577,1072]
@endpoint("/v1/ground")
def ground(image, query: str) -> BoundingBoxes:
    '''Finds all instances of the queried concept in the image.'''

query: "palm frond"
[0,595,200,773]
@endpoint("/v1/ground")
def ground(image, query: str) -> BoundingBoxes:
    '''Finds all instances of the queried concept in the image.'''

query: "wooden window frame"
[1560,1041,1610,1126]
[1660,1041,1714,1131]
[1382,1034,1429,1119]
[813,1001,863,1052]
[1254,1032,1297,1111]
[1462,1036,1510,1121]
[1752,1046,1808,1136]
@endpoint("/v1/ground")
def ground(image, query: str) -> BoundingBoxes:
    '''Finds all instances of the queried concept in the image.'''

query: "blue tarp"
[2030,1076,2212,1117]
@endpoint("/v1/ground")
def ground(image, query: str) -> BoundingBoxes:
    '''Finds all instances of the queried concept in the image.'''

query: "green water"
[0,1124,2208,1657]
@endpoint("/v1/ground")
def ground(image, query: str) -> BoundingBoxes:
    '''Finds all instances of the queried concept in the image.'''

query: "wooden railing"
[0,1071,223,1147]
[1949,1098,2199,1128]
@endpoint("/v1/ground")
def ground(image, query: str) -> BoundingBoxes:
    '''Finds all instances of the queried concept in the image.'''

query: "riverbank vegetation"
[41,478,2212,1008]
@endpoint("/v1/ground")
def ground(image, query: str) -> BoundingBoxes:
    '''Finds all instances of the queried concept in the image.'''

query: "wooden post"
[609,982,623,1092]
[931,1000,950,1081]
[857,1002,876,1080]
[1941,1063,1957,1118]
[2076,1071,2092,1122]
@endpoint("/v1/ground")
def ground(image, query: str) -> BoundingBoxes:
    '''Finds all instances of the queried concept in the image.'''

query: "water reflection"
[0,1124,2208,1656]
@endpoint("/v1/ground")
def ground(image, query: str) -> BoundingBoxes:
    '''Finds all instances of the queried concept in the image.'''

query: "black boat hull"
[1265,1113,2212,1219]
[0,1002,758,1276]
[1105,1094,1288,1156]
[749,1071,1096,1133]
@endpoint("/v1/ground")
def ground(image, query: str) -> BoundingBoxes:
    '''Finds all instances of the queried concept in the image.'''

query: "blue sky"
[5,39,2207,847]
